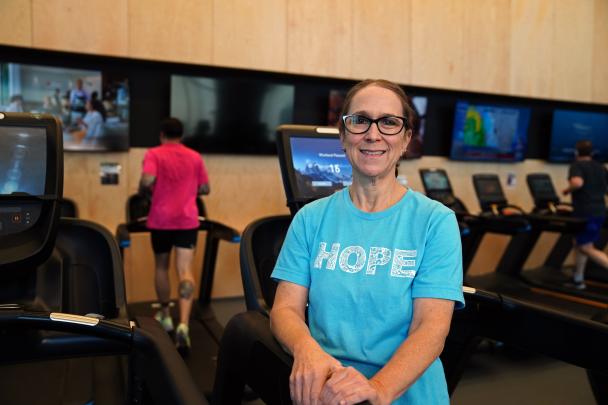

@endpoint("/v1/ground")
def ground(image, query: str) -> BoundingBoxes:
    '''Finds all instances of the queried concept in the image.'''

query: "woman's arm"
[371,298,454,401]
[321,297,454,405]
[270,281,342,405]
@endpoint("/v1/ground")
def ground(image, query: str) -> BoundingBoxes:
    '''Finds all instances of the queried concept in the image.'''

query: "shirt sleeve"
[412,210,465,309]
[142,150,157,176]
[569,162,582,179]
[198,156,209,187]
[271,209,312,289]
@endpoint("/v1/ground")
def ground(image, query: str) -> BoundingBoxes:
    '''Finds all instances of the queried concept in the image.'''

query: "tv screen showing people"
[450,101,530,162]
[289,135,352,200]
[0,62,129,152]
[0,125,46,196]
[171,74,295,155]
[548,109,608,162]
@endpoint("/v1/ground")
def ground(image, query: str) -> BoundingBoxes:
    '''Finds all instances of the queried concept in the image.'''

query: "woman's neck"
[349,176,407,212]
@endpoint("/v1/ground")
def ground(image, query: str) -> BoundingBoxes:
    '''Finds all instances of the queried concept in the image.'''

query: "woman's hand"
[318,366,390,405]
[290,342,342,405]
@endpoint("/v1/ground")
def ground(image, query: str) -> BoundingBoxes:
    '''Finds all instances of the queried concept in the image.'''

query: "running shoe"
[154,311,174,332]
[176,323,191,356]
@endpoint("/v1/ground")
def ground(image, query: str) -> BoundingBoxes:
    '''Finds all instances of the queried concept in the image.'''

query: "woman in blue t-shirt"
[270,79,464,405]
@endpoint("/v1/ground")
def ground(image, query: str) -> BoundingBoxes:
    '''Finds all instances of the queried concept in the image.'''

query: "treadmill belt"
[128,301,219,398]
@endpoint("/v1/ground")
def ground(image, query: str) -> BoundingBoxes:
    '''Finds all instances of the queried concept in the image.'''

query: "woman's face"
[341,85,411,181]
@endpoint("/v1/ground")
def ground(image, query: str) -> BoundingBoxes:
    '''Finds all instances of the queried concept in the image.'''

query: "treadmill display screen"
[422,171,450,191]
[0,126,46,196]
[529,177,556,201]
[289,136,352,199]
[476,178,504,201]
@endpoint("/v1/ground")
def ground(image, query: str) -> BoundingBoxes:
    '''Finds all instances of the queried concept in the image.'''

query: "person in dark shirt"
[562,140,608,289]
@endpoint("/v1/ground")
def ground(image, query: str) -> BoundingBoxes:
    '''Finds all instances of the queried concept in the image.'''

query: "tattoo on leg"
[179,280,195,299]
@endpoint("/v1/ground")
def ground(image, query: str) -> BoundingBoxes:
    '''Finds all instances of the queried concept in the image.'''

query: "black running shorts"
[150,228,198,253]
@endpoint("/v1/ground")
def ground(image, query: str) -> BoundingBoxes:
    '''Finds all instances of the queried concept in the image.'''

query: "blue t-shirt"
[272,188,464,404]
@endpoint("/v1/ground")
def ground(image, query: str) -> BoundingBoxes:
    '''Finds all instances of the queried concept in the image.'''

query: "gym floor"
[211,297,596,405]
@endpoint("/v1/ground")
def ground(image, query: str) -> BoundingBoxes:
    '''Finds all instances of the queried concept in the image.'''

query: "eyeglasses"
[342,114,407,136]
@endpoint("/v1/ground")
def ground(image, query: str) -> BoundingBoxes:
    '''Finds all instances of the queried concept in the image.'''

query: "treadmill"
[116,194,240,399]
[419,168,529,273]
[0,112,204,404]
[467,173,607,317]
[528,172,608,285]
[473,173,608,305]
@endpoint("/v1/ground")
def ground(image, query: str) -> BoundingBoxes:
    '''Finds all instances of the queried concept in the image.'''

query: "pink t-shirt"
[142,143,209,229]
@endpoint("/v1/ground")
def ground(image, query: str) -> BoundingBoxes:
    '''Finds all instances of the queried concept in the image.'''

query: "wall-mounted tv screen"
[289,136,352,200]
[0,62,129,151]
[171,74,295,154]
[327,89,427,160]
[450,101,530,162]
[548,109,608,162]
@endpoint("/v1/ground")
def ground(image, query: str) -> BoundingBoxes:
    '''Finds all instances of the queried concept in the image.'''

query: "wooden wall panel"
[32,0,128,56]
[509,0,554,98]
[551,0,593,102]
[202,155,289,232]
[213,0,286,71]
[286,0,352,78]
[411,0,464,89]
[351,0,411,83]
[0,0,32,47]
[128,0,213,64]
[63,152,129,232]
[461,0,511,95]
[592,0,608,103]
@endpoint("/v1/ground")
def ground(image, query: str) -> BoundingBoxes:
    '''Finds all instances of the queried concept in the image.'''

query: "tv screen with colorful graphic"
[450,101,530,162]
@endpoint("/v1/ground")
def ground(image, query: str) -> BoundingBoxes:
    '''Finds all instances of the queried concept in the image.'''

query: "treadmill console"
[527,173,560,208]
[473,174,508,213]
[420,169,453,202]
[0,123,48,236]
[0,113,62,268]
[277,125,351,215]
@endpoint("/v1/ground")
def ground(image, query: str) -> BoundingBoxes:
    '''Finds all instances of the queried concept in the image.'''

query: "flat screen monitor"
[450,101,530,162]
[289,136,352,200]
[327,90,427,159]
[527,174,558,205]
[0,125,46,196]
[473,174,507,210]
[171,74,295,154]
[548,109,608,162]
[0,62,129,151]
[420,169,450,192]
[277,125,352,210]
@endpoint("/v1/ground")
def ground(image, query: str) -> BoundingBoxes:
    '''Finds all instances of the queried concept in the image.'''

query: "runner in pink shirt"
[139,117,209,354]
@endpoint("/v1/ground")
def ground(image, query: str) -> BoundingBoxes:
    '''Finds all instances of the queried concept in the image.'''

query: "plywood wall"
[2,0,606,103]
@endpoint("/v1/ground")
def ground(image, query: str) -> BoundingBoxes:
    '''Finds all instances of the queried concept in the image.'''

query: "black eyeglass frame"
[341,114,408,136]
